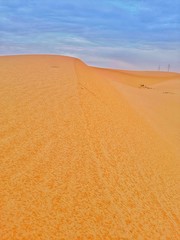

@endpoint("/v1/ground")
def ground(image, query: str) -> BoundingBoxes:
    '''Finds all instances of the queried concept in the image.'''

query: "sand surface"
[0,55,180,239]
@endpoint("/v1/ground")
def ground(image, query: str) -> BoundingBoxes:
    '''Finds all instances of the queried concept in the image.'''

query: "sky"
[0,0,180,71]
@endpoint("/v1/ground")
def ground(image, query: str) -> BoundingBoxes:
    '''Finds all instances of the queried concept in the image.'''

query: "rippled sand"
[0,55,180,239]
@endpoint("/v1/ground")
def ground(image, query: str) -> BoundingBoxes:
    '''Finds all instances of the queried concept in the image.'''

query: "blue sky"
[0,0,180,71]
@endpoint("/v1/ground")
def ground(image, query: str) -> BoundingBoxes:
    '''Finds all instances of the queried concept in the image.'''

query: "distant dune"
[0,55,179,239]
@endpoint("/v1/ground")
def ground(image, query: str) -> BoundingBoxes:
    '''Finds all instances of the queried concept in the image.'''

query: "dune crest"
[0,55,180,239]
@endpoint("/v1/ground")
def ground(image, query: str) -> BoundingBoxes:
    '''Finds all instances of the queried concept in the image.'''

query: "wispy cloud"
[0,0,179,71]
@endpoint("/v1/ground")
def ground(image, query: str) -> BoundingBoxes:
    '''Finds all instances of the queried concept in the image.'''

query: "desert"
[0,55,180,239]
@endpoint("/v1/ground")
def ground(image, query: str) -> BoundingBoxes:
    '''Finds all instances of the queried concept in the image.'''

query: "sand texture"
[0,55,180,239]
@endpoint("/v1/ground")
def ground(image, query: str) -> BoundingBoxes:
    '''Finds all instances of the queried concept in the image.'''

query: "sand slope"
[0,55,180,239]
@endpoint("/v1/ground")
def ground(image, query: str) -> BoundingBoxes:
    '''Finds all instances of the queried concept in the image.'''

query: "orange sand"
[0,55,180,239]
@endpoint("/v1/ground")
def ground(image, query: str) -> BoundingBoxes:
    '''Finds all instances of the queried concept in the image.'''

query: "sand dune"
[0,55,180,239]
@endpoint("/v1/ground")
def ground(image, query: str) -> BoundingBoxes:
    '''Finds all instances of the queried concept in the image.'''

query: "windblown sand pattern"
[0,55,180,239]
